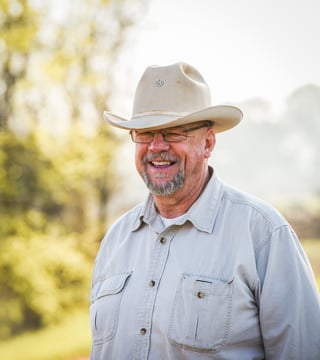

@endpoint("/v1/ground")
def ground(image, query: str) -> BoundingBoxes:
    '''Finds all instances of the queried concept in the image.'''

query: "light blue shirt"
[90,171,320,359]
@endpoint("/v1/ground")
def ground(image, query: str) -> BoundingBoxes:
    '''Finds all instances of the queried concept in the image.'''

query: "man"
[90,62,320,359]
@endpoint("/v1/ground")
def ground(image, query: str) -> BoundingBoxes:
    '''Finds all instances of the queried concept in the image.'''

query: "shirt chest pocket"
[168,273,233,353]
[90,272,132,345]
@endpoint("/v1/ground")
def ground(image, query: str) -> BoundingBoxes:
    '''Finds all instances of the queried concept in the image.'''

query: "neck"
[153,167,212,218]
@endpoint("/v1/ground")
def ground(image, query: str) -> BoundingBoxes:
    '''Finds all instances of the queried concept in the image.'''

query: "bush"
[0,230,92,339]
[0,127,114,339]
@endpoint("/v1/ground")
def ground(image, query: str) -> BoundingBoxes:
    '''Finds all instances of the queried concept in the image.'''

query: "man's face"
[133,122,215,197]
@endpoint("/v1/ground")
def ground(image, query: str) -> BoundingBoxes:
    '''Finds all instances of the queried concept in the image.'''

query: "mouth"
[144,153,179,170]
[150,160,176,168]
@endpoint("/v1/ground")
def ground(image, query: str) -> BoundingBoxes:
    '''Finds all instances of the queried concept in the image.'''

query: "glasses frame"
[130,122,213,144]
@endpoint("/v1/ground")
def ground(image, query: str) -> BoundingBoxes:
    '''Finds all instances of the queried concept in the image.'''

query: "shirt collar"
[132,167,224,233]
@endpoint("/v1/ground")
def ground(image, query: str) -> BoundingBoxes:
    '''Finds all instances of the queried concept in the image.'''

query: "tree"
[0,0,38,128]
[0,0,149,338]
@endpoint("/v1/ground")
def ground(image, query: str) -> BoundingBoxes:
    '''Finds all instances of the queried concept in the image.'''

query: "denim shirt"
[90,172,320,359]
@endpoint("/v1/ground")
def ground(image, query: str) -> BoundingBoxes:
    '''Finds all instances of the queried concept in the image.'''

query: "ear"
[204,128,215,158]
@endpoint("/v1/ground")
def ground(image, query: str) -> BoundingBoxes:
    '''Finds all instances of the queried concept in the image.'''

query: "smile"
[151,160,175,168]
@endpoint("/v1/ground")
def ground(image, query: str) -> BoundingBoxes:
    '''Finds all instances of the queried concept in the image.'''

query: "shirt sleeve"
[256,225,320,359]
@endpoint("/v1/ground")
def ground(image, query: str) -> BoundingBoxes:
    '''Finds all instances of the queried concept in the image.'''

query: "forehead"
[138,126,184,133]
[134,121,208,133]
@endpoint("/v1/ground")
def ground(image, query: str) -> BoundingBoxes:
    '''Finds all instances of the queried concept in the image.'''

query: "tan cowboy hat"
[103,62,243,132]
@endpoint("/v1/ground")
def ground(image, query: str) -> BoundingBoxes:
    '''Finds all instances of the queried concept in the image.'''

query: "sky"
[109,0,320,208]
[129,0,320,107]
[43,0,320,112]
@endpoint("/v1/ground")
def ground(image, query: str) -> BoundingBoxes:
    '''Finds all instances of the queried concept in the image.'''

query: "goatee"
[142,153,185,196]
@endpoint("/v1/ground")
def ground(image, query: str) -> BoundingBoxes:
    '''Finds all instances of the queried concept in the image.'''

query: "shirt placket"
[133,227,176,360]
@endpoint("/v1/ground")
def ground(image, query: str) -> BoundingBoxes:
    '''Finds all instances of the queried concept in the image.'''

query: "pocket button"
[197,291,206,299]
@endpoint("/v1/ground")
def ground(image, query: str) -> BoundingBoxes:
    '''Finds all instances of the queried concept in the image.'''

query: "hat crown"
[103,61,242,132]
[132,62,212,116]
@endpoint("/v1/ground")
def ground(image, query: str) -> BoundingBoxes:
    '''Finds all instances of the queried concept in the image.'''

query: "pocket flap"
[94,272,132,301]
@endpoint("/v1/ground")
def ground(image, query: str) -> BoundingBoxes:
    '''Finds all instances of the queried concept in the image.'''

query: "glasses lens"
[132,131,153,143]
[163,131,187,142]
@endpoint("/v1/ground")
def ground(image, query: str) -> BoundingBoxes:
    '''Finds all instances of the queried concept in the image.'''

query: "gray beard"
[142,168,185,196]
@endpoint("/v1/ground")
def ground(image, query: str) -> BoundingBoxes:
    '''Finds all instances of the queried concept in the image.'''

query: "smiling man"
[90,62,320,359]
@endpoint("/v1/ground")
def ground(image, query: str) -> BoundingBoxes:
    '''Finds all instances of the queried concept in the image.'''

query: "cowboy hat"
[103,62,243,132]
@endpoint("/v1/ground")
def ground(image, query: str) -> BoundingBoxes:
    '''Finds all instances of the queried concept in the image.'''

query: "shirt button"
[149,280,156,287]
[160,237,167,244]
[197,291,206,299]
[140,328,147,335]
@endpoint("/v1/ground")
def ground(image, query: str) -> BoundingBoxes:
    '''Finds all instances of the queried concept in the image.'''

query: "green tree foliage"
[0,119,118,340]
[0,0,148,339]
[0,0,38,128]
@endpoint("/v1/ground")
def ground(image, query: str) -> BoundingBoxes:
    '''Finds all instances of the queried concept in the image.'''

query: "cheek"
[192,134,214,159]
[188,142,206,158]
[183,140,210,170]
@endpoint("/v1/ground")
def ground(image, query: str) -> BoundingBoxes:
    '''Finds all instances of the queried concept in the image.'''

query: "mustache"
[142,152,180,164]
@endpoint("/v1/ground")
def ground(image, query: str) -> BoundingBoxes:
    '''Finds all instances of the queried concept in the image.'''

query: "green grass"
[0,239,319,360]
[0,309,91,360]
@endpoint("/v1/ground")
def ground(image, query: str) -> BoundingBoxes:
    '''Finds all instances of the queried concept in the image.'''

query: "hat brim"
[103,105,242,133]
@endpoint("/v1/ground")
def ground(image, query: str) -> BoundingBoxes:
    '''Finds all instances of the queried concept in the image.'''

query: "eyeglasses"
[130,122,212,144]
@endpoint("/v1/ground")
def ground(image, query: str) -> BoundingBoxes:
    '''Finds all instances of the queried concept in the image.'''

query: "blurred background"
[0,0,319,359]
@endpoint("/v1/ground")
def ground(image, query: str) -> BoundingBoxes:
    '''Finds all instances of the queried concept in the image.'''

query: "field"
[0,239,319,360]
[0,310,91,360]
[301,238,320,289]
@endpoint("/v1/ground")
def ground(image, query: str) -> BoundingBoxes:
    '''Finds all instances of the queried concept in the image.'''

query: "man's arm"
[257,225,320,359]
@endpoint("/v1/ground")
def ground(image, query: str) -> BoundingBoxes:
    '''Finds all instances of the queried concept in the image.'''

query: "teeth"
[152,161,171,166]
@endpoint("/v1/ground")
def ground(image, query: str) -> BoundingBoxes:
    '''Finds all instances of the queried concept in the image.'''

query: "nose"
[148,133,170,152]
